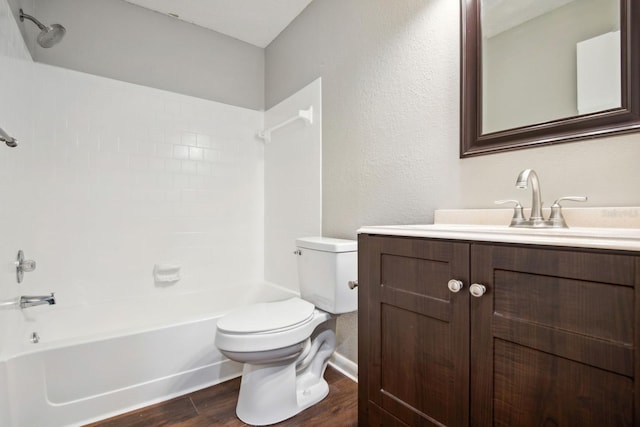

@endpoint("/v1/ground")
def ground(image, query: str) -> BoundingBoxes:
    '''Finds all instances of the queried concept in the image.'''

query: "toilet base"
[235,328,335,425]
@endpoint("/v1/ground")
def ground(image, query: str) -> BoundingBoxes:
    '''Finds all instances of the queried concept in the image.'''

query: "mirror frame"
[460,0,640,157]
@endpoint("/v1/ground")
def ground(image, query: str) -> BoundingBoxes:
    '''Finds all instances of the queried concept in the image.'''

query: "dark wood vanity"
[358,233,639,426]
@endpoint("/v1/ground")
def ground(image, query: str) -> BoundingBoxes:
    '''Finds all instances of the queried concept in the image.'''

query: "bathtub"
[0,283,297,427]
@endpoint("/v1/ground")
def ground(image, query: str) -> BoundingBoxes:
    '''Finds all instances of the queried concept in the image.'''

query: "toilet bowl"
[216,298,335,425]
[214,237,357,425]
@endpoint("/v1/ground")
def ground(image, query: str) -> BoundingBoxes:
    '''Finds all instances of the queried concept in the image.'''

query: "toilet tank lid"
[296,237,357,253]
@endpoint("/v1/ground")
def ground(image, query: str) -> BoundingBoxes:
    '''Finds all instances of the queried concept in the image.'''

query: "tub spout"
[20,293,55,309]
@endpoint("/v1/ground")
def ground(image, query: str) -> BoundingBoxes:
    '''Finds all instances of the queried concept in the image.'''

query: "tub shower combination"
[0,284,296,427]
[1,9,328,424]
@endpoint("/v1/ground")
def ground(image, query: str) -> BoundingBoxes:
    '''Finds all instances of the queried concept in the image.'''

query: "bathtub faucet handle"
[21,259,36,272]
[16,250,37,283]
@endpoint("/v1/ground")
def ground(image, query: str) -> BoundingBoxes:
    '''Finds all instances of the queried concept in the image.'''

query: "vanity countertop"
[357,207,640,252]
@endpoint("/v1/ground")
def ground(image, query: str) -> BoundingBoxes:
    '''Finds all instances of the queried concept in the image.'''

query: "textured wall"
[266,0,640,364]
[20,0,265,110]
[266,0,462,362]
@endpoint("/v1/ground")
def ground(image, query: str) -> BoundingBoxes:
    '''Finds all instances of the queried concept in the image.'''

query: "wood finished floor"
[86,367,357,427]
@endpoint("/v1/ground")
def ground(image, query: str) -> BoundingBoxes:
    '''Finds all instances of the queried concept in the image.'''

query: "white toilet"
[215,237,357,425]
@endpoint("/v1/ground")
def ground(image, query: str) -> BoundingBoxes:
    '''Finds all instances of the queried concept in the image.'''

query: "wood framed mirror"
[461,0,640,157]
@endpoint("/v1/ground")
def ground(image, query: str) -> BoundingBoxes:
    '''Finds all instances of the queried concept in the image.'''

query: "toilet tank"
[295,237,358,314]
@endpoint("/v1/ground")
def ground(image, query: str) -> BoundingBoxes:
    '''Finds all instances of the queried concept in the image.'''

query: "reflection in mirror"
[461,0,640,157]
[482,0,620,133]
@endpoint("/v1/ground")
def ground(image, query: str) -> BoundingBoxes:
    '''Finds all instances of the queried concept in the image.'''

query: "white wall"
[0,0,30,60]
[0,363,9,427]
[16,0,265,110]
[0,54,265,310]
[0,6,32,423]
[265,0,640,364]
[264,78,322,291]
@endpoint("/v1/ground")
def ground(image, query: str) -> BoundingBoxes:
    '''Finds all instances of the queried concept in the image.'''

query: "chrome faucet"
[20,293,55,309]
[508,169,587,228]
[515,169,546,226]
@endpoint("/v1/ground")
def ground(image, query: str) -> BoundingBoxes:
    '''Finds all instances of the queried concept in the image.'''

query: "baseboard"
[328,352,358,383]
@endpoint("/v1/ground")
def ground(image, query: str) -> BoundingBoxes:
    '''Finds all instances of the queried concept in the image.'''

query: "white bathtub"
[0,283,297,427]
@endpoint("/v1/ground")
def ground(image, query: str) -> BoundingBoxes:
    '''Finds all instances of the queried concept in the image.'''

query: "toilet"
[215,236,357,425]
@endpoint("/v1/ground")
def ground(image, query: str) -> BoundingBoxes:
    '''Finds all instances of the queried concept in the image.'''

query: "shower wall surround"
[0,0,30,60]
[264,78,322,292]
[0,1,33,381]
[0,54,265,307]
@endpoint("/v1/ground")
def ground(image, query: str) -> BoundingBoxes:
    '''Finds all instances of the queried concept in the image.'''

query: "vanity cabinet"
[358,233,639,426]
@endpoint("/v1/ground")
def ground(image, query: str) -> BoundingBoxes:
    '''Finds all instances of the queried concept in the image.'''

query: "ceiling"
[124,0,314,48]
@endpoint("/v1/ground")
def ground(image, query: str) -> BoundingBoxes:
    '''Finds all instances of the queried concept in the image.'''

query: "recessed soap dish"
[153,264,181,285]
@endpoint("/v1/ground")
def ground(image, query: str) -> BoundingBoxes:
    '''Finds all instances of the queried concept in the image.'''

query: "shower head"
[36,23,65,48]
[19,9,66,48]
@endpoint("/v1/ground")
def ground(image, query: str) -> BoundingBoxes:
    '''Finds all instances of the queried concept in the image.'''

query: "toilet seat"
[217,298,315,334]
[215,298,331,353]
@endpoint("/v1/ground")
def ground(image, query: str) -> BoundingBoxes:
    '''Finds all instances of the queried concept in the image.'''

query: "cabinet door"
[359,235,470,426]
[471,244,638,426]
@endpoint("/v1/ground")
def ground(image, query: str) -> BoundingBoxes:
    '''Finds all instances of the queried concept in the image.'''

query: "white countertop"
[358,207,640,252]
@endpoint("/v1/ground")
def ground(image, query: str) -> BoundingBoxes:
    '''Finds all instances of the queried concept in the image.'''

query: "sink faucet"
[502,169,587,228]
[20,293,55,309]
[515,169,547,227]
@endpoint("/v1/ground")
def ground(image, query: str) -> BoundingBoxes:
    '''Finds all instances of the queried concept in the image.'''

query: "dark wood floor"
[86,366,357,427]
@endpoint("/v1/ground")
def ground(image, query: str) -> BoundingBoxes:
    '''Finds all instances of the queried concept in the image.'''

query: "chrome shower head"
[19,9,66,48]
[36,23,66,48]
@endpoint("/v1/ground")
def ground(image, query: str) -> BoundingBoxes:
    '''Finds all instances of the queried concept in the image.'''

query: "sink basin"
[358,208,640,252]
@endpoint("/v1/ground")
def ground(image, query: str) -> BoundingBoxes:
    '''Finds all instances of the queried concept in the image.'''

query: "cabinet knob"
[447,279,464,293]
[469,283,486,297]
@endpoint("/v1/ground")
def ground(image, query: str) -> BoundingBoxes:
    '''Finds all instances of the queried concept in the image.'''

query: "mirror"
[461,0,640,157]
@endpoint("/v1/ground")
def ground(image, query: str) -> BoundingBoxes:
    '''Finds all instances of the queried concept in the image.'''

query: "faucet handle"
[495,200,526,226]
[16,250,36,284]
[548,196,588,228]
[552,196,588,205]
